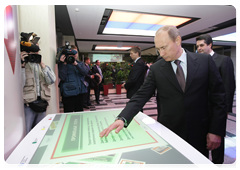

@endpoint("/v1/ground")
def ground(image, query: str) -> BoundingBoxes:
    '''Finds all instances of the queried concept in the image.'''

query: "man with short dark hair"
[58,45,88,112]
[92,60,103,104]
[100,25,227,161]
[83,57,94,108]
[122,46,146,100]
[196,34,235,164]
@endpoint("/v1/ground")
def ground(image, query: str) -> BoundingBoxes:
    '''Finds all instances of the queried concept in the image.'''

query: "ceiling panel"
[55,5,236,53]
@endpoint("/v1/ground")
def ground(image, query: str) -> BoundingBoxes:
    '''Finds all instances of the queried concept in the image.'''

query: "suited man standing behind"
[83,57,94,108]
[196,34,235,164]
[100,25,227,161]
[122,46,146,100]
[92,60,103,104]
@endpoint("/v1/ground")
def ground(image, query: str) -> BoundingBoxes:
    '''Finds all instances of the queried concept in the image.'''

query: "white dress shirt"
[209,50,215,56]
[97,65,103,78]
[134,57,141,63]
[171,48,187,81]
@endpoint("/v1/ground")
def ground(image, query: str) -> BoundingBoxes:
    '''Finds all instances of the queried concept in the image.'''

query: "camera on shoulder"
[20,32,42,64]
[57,41,77,64]
[25,54,42,63]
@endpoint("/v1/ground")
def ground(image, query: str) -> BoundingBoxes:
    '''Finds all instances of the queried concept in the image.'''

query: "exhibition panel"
[6,109,214,164]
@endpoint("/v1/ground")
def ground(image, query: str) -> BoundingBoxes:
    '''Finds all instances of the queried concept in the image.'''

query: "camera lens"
[67,56,75,64]
[29,54,36,62]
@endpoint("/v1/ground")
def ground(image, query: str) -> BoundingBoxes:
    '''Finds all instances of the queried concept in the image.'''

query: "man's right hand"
[21,51,28,61]
[21,51,28,67]
[60,54,67,64]
[99,120,124,137]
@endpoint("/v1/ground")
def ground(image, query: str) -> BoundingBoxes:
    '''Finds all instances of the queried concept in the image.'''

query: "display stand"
[6,109,215,165]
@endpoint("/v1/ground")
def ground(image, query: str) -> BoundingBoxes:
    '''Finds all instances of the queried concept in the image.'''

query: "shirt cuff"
[115,116,128,127]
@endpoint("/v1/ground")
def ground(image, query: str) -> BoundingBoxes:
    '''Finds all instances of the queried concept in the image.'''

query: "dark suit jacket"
[124,57,146,99]
[84,63,92,84]
[212,53,235,112]
[91,65,103,84]
[118,50,227,156]
[92,65,100,74]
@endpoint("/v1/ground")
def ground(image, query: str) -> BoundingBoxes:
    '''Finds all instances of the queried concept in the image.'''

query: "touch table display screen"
[29,110,193,164]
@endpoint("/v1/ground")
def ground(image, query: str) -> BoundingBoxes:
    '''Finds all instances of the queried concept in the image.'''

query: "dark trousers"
[94,83,101,102]
[62,94,84,113]
[211,136,225,164]
[83,86,91,105]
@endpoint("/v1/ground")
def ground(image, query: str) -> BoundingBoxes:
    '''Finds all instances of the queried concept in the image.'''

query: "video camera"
[57,41,77,64]
[20,32,42,63]
[24,54,42,63]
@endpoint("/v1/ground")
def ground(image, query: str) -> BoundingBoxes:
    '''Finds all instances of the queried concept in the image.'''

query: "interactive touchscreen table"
[6,109,214,165]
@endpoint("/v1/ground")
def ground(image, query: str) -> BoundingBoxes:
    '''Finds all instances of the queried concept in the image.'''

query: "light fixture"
[99,10,196,37]
[212,32,236,42]
[94,45,132,51]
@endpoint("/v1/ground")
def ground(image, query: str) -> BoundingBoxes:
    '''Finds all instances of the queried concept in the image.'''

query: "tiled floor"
[60,91,236,164]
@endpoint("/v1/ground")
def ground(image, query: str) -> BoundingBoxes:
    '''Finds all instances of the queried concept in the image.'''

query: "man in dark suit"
[196,34,235,164]
[83,57,94,108]
[100,25,227,160]
[92,60,103,104]
[122,46,146,100]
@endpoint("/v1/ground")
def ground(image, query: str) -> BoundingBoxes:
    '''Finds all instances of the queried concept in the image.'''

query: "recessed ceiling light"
[99,10,195,37]
[212,32,236,42]
[94,45,132,51]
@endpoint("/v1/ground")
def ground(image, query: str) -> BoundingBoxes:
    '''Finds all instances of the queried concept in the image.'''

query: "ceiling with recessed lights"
[99,10,195,36]
[55,5,236,54]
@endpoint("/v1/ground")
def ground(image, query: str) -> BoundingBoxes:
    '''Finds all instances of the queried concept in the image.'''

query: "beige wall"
[18,5,58,115]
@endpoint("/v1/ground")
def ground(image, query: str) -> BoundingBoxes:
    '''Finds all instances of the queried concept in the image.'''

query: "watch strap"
[115,116,128,126]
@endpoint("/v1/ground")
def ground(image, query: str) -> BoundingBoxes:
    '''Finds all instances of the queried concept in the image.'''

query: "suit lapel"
[212,53,218,62]
[94,65,99,74]
[185,51,199,92]
[160,60,182,92]
[129,58,140,74]
[159,50,200,93]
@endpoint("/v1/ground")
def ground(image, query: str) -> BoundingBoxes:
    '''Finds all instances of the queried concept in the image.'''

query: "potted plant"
[115,70,125,94]
[102,64,113,95]
[108,63,114,89]
[122,62,131,82]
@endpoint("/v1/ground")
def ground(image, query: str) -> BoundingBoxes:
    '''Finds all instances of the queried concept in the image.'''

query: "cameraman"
[21,46,56,134]
[58,45,88,113]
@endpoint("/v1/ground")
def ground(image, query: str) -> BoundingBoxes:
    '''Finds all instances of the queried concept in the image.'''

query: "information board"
[26,110,193,164]
[92,54,123,62]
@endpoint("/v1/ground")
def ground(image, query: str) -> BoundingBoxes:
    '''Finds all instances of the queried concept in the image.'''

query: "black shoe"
[96,101,100,104]
[83,105,89,109]
[87,103,92,106]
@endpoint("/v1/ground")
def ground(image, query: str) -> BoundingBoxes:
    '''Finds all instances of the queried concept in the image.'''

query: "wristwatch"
[115,116,128,126]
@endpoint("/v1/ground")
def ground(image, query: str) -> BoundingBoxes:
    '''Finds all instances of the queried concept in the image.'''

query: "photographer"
[58,45,88,113]
[21,32,56,134]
